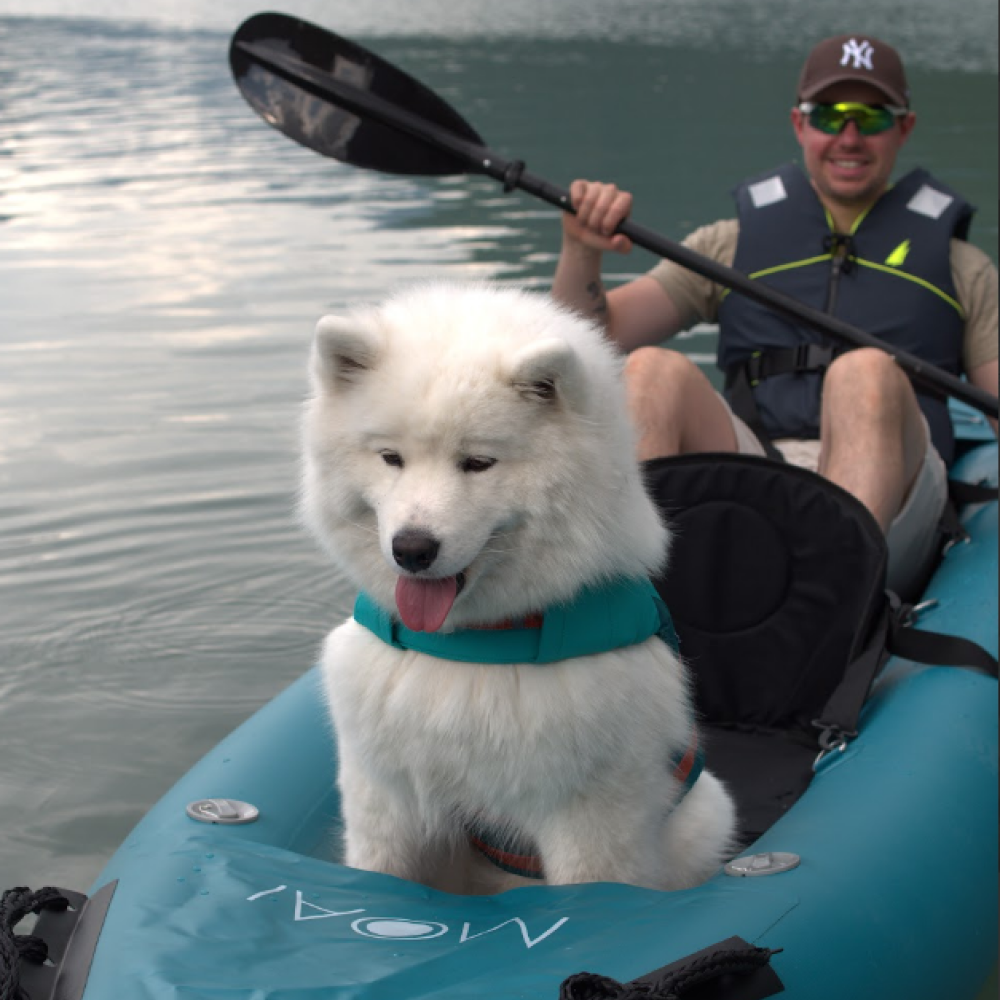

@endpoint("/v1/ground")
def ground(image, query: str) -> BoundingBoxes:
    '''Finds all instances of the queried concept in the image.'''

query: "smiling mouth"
[394,571,467,633]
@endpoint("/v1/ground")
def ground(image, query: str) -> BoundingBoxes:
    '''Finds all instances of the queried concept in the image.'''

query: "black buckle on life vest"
[795,342,838,373]
[822,231,857,268]
[743,351,765,387]
[742,344,840,387]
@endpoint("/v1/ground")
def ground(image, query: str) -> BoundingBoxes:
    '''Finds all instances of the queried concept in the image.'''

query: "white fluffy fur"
[302,283,735,893]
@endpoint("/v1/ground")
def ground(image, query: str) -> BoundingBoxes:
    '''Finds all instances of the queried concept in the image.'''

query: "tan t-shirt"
[646,219,999,372]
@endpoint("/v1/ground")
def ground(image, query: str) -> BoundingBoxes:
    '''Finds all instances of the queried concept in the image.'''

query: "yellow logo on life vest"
[885,240,911,267]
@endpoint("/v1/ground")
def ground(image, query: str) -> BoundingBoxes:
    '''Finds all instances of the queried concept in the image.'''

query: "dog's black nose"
[392,530,441,572]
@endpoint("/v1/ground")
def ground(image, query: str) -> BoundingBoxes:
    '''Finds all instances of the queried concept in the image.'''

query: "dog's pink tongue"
[395,576,458,632]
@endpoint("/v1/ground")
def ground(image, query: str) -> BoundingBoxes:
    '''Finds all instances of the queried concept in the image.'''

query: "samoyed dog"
[302,284,735,893]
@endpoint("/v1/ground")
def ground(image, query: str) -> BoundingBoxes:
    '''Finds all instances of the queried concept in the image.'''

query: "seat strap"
[888,617,999,676]
[812,592,998,757]
[936,478,998,555]
[811,598,892,752]
[947,478,999,504]
[724,363,785,461]
[734,343,841,385]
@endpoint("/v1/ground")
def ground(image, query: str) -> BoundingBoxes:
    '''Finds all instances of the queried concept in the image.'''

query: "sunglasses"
[798,102,908,136]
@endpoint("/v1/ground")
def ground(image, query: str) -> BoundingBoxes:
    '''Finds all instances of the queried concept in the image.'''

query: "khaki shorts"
[722,397,947,599]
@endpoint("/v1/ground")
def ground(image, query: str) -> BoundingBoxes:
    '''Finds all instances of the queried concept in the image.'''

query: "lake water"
[0,0,996,914]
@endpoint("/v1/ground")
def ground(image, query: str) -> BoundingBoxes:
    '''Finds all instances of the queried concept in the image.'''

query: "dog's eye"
[380,450,404,468]
[460,456,496,474]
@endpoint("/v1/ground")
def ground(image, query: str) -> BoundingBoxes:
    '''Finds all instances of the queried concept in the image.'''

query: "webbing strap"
[812,600,891,746]
[725,364,785,461]
[738,344,840,385]
[939,479,999,549]
[947,479,999,504]
[813,593,998,749]
[888,620,998,676]
[724,344,841,459]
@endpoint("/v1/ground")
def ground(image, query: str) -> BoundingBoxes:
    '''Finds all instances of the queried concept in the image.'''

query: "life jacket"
[717,163,974,466]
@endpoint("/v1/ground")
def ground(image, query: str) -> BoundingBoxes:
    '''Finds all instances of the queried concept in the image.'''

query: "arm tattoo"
[585,280,609,320]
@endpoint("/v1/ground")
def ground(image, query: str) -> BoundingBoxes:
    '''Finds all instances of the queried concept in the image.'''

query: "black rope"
[559,943,781,1000]
[655,945,782,996]
[560,971,639,1000]
[0,887,69,1000]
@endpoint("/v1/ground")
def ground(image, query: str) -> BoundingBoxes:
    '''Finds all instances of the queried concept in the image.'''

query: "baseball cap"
[797,34,910,108]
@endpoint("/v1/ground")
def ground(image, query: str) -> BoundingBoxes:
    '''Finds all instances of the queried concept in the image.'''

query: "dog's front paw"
[341,804,428,882]
[338,764,448,884]
[344,839,419,881]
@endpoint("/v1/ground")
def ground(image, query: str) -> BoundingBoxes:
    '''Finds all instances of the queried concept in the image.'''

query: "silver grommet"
[724,851,801,877]
[186,798,260,825]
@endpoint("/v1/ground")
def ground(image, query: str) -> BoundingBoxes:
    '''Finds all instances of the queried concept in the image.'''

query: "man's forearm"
[552,241,610,329]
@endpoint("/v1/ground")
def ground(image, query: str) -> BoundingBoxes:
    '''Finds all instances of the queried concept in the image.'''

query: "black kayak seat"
[645,454,891,845]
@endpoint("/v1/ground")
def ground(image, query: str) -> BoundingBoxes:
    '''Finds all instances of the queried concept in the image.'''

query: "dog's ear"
[507,338,586,410]
[312,316,382,388]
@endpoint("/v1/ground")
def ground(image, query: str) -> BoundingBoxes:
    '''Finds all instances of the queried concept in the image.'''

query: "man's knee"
[826,347,906,393]
[824,348,915,417]
[621,348,738,456]
[820,347,928,498]
[623,347,701,392]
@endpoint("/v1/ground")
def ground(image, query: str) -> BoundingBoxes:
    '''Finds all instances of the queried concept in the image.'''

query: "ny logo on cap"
[841,38,875,71]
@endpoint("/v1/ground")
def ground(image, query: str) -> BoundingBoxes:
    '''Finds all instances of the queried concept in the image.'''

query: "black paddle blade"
[230,12,485,177]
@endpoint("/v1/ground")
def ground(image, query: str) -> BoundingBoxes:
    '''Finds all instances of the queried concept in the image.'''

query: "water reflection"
[2,1,997,70]
[0,8,995,895]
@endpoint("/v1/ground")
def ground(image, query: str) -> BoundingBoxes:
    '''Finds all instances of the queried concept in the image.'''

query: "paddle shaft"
[237,39,998,419]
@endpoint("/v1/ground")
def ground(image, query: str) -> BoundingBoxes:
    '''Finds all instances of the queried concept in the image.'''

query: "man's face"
[791,82,916,214]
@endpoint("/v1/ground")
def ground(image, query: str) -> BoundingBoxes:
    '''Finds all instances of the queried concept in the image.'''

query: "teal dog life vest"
[352,577,701,879]
[353,576,680,663]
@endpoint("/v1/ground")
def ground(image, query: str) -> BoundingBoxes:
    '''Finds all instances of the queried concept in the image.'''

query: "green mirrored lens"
[808,103,897,136]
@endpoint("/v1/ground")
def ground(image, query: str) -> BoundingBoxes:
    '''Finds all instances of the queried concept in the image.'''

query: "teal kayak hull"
[81,440,998,999]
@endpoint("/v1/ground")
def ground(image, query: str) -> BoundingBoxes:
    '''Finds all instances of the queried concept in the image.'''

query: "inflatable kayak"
[8,414,998,1000]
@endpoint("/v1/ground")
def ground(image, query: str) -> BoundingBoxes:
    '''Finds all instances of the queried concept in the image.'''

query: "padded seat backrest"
[644,454,887,732]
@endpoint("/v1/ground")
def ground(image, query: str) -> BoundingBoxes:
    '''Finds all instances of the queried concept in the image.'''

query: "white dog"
[301,284,735,893]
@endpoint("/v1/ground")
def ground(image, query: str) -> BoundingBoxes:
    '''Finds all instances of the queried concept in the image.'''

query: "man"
[552,33,998,597]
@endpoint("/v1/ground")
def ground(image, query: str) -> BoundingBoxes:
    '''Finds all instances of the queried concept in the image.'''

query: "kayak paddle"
[229,12,998,420]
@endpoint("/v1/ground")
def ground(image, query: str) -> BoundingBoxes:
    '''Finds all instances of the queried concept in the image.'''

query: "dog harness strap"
[468,735,705,880]
[352,578,679,664]
[466,831,546,879]
[671,728,705,793]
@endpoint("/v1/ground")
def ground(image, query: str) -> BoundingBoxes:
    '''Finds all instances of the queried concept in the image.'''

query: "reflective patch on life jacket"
[907,184,954,220]
[748,175,788,209]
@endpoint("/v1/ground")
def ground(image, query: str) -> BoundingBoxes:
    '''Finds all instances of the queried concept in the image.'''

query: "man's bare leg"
[622,348,739,461]
[818,348,928,531]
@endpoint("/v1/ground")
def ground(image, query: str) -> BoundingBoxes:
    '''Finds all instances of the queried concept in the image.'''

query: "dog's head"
[301,284,668,631]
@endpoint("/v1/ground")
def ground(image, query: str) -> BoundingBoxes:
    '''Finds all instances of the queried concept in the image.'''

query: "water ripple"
[0,7,994,896]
